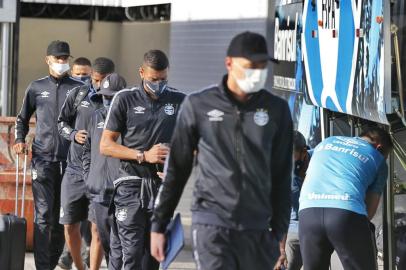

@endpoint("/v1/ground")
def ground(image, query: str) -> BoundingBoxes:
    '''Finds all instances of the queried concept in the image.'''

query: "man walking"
[14,40,84,270]
[58,57,114,270]
[58,56,93,270]
[100,50,185,270]
[83,73,126,269]
[150,31,293,270]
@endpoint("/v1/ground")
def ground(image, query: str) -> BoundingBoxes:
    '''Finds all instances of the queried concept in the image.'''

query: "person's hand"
[144,144,169,164]
[75,130,88,145]
[157,171,165,180]
[13,143,26,154]
[151,232,166,262]
[273,251,287,270]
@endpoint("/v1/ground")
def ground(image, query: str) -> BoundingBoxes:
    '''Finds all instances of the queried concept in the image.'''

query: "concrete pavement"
[24,173,197,270]
[24,249,195,270]
[23,170,388,270]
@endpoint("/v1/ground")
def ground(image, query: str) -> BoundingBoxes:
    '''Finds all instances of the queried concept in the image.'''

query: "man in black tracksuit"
[13,41,84,270]
[58,56,93,270]
[58,58,114,270]
[150,32,293,270]
[83,73,126,270]
[100,50,186,270]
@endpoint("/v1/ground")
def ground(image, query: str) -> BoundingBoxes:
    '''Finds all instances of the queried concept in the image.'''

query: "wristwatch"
[136,151,145,164]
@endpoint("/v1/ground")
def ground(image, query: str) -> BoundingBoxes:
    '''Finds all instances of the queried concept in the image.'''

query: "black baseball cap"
[46,40,71,57]
[99,73,127,96]
[227,31,278,63]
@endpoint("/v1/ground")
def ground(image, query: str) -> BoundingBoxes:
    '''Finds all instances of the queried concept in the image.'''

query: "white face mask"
[232,63,268,94]
[49,62,70,76]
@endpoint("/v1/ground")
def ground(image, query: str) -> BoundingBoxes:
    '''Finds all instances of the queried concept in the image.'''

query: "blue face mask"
[144,79,168,96]
[102,96,112,108]
[74,75,91,84]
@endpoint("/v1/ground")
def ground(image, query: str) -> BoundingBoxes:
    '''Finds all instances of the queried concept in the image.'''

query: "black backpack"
[73,85,89,111]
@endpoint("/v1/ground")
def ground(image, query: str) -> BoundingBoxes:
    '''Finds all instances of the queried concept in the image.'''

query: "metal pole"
[383,146,396,270]
[349,117,355,137]
[354,119,360,137]
[1,22,10,116]
[320,107,327,140]
[14,154,19,216]
[329,113,334,137]
[21,151,27,217]
[10,0,21,116]
[392,24,405,115]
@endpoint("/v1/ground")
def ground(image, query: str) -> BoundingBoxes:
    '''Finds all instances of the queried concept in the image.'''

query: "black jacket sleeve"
[82,113,94,182]
[270,100,293,241]
[15,84,36,144]
[57,86,81,142]
[151,96,198,233]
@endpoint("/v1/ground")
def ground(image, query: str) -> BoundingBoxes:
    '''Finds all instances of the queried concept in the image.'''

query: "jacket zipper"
[235,109,242,163]
[54,81,59,158]
[234,107,244,225]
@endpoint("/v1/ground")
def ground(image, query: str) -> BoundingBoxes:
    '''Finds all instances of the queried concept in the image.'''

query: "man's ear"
[45,56,50,65]
[300,148,308,161]
[139,66,144,80]
[375,144,383,153]
[225,57,232,72]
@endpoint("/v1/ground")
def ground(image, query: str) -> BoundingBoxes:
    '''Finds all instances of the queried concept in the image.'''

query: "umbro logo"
[81,101,90,108]
[207,109,224,122]
[40,91,50,98]
[97,121,105,129]
[134,106,146,114]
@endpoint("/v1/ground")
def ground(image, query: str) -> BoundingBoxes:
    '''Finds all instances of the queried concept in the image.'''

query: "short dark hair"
[93,57,115,75]
[73,57,91,67]
[143,50,169,71]
[293,131,307,152]
[360,126,393,152]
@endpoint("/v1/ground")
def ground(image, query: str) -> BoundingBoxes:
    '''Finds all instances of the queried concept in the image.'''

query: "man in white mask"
[45,41,71,77]
[151,31,293,270]
[14,40,84,270]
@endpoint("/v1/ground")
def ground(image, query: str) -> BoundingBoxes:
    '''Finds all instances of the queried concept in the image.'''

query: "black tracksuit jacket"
[15,75,84,161]
[151,75,293,240]
[83,107,120,204]
[57,85,103,173]
[104,86,186,183]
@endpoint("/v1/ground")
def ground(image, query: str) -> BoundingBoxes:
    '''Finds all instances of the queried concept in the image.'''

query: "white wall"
[171,0,268,21]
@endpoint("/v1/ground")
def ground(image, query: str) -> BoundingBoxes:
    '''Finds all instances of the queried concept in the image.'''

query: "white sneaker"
[72,264,87,270]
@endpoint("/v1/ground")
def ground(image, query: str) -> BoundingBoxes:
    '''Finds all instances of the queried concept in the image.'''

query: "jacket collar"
[48,74,69,84]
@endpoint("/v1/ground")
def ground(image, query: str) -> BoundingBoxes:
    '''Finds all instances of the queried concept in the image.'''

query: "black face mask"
[294,160,305,176]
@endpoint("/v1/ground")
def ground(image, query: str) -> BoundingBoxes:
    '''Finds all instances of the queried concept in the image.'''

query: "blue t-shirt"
[299,136,388,216]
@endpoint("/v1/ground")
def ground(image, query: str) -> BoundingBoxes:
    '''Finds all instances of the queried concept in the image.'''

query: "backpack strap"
[73,85,89,111]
